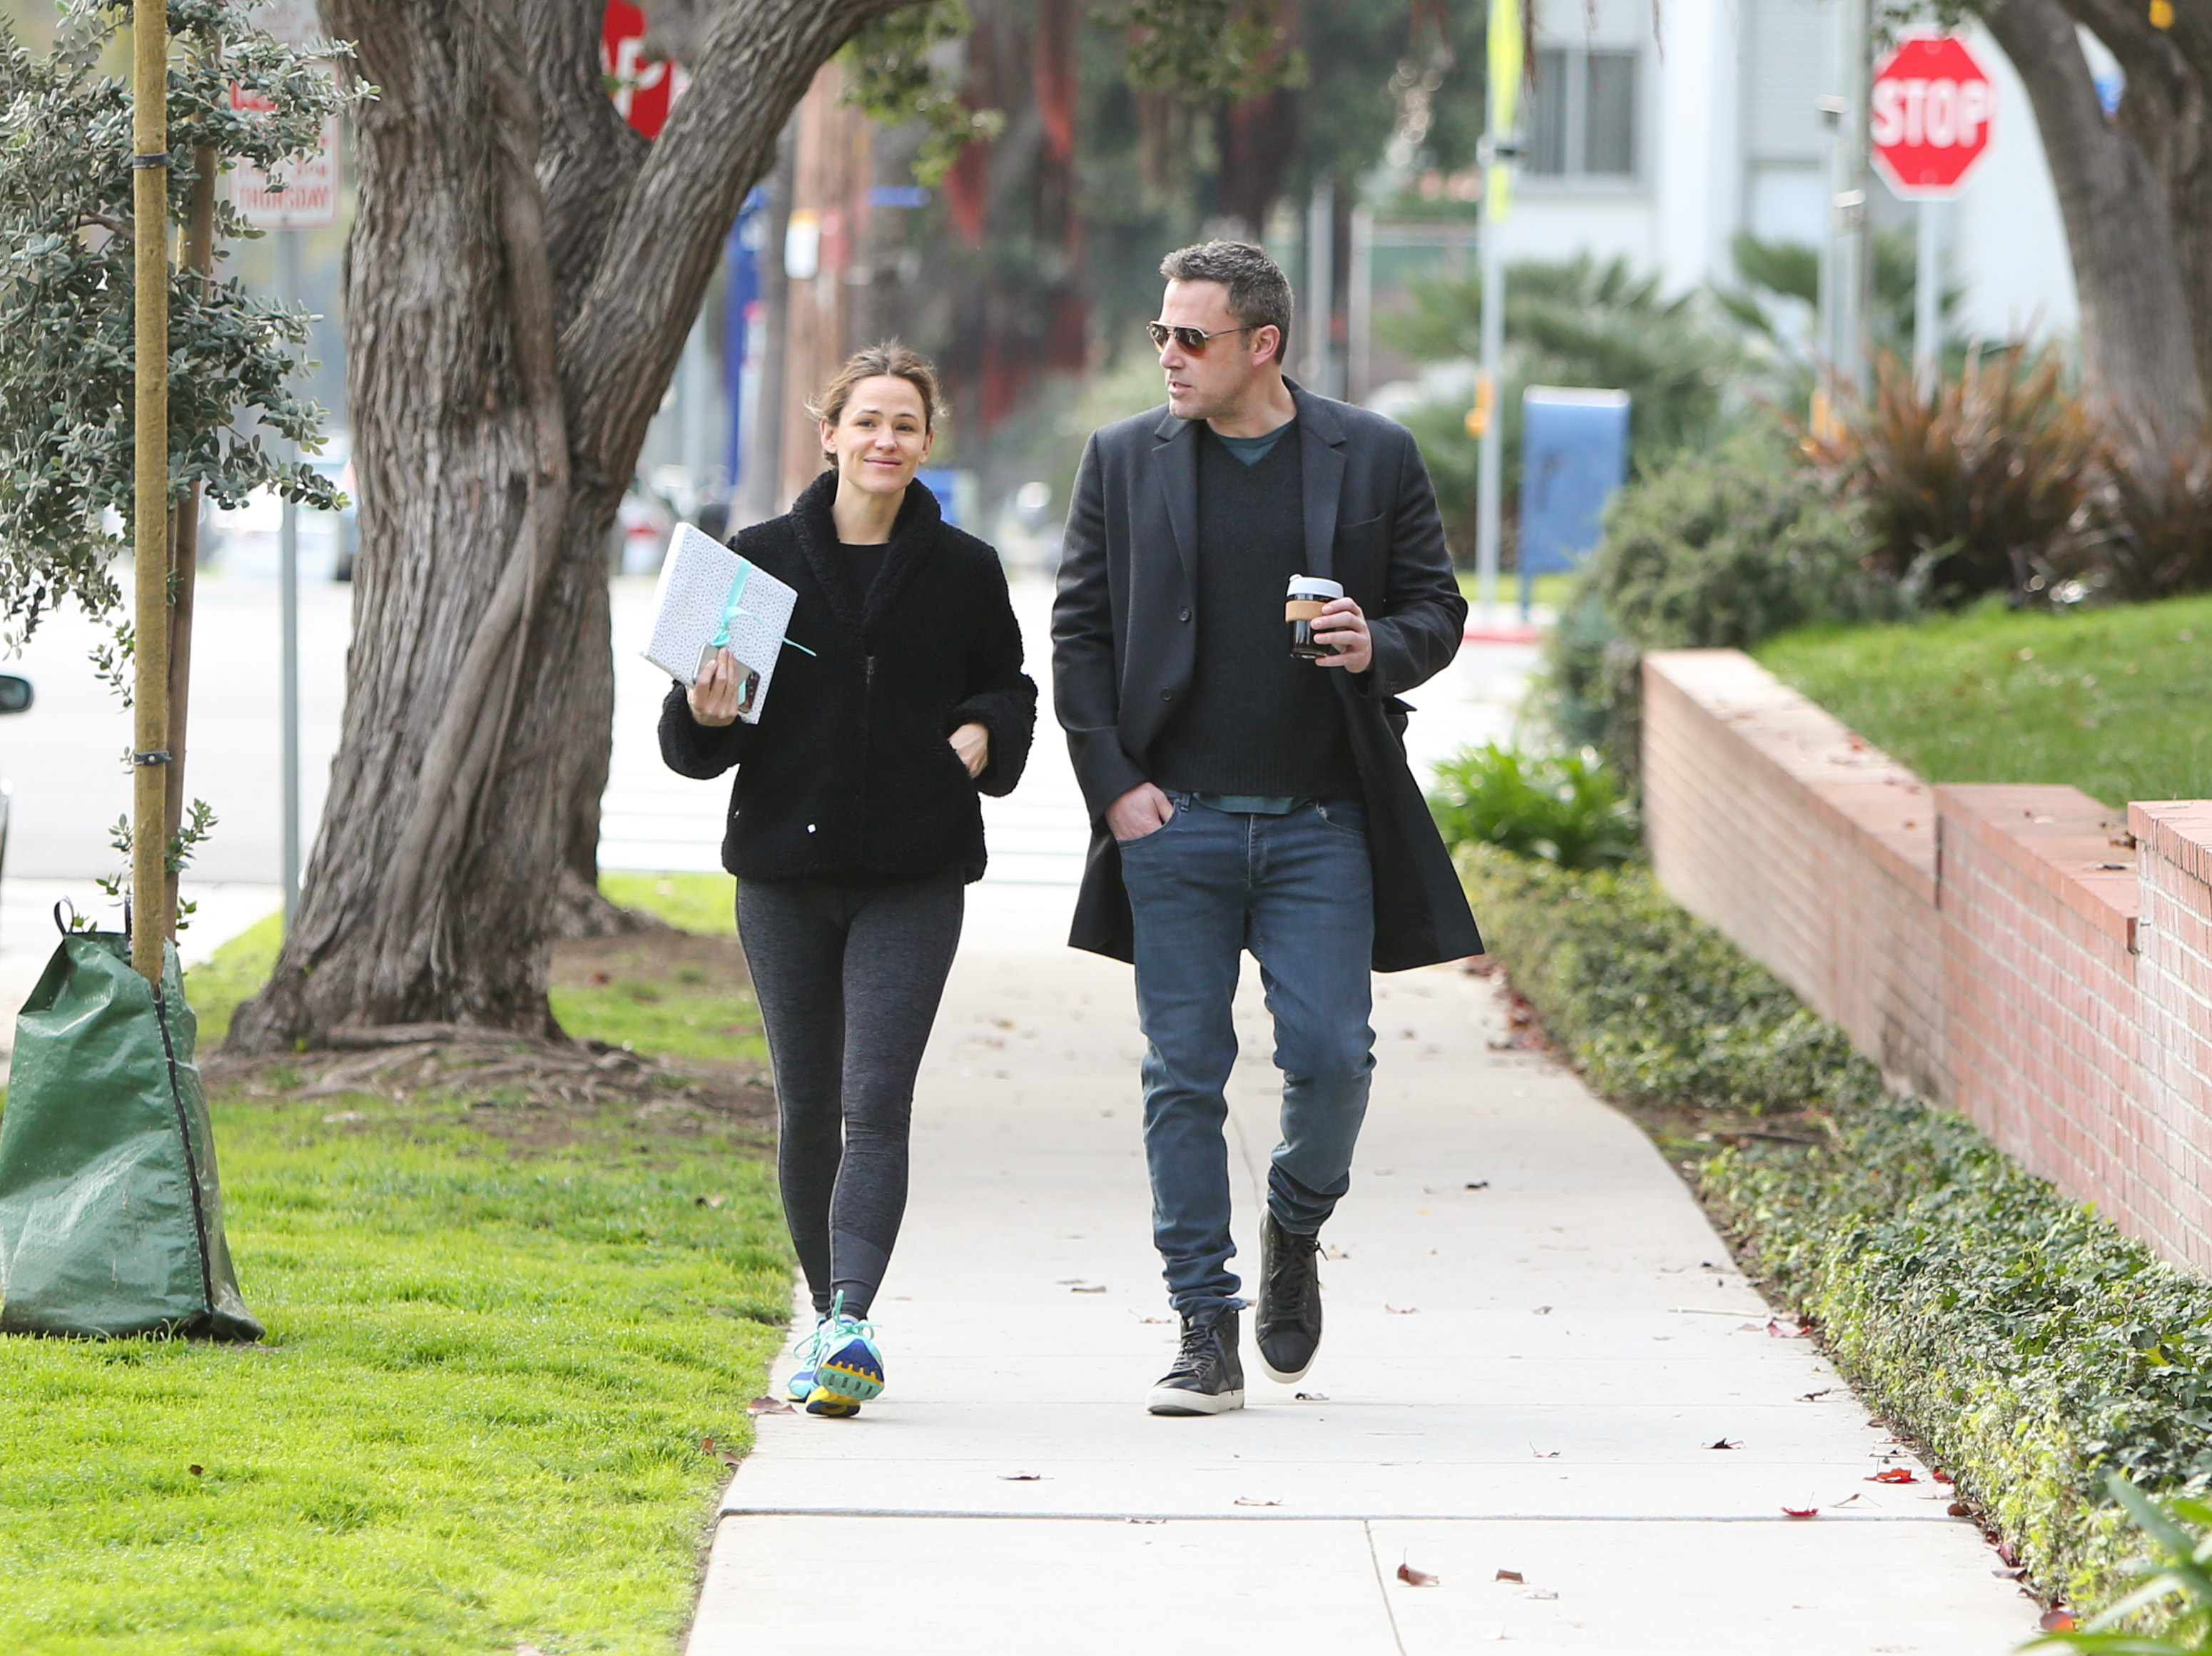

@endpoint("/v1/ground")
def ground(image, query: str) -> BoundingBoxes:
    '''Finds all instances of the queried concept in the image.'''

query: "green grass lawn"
[0,873,788,1655]
[1755,593,2212,809]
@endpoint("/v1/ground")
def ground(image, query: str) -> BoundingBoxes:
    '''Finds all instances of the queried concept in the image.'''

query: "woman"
[659,344,1036,1418]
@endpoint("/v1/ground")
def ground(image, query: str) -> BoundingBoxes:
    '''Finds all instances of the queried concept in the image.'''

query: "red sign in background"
[602,1,683,139]
[1869,34,1995,199]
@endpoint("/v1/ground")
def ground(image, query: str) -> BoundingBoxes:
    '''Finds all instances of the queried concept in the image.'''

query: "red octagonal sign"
[1870,34,1995,199]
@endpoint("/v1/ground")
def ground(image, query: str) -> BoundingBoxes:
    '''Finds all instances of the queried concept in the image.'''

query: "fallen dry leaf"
[1799,1389,1832,1402]
[2039,1610,2076,1632]
[1993,1566,2028,1581]
[1766,1319,1807,1338]
[746,1397,794,1416]
[1531,1448,1559,1459]
[998,1472,1044,1482]
[1932,1469,1954,1485]
[1294,1391,1330,1401]
[1397,1563,1440,1587]
[1234,1495,1282,1507]
[1867,1467,1918,1485]
[1947,1501,1972,1518]
[1782,1505,1819,1519]
[1531,1305,1553,1316]
[1464,1180,1491,1190]
[188,1464,204,1477]
[699,1436,744,1467]
[1707,1438,1741,1451]
[1495,1569,1524,1583]
[1068,1284,1107,1294]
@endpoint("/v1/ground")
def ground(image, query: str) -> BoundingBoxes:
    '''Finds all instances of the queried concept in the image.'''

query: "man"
[1052,240,1481,1416]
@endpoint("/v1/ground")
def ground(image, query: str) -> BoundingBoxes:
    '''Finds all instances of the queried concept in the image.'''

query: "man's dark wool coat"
[1052,381,1483,971]
[659,470,1037,884]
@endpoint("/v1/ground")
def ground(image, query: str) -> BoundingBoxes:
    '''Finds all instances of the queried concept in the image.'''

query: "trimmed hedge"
[1463,841,2212,1618]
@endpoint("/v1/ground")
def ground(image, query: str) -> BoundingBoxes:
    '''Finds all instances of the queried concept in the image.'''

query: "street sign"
[230,96,341,229]
[230,2,339,229]
[1869,34,1994,199]
[603,1,689,139]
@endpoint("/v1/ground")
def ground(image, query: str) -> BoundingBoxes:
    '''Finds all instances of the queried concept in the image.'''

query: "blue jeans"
[1117,793,1376,1316]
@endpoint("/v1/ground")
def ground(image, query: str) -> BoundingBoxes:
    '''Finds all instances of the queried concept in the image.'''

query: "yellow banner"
[1487,0,1523,220]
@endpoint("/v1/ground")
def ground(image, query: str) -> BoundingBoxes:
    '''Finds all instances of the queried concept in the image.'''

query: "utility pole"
[278,229,300,928]
[131,0,172,982]
[1817,0,1871,427]
[1304,176,1334,395]
[1473,0,1524,627]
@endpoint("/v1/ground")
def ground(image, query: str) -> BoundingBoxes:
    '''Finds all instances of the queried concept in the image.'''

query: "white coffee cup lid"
[1287,575,1344,599]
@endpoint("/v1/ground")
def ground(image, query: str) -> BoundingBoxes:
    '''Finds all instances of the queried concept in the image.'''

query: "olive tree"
[0,0,341,921]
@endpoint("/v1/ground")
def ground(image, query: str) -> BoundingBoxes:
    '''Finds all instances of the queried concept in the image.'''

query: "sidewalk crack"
[1362,1518,1410,1655]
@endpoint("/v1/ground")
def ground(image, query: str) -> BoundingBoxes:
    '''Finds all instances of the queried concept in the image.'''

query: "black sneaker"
[1146,1307,1245,1415]
[1255,1214,1323,1383]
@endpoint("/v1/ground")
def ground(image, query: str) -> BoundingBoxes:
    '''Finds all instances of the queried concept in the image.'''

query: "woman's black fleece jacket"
[657,471,1037,885]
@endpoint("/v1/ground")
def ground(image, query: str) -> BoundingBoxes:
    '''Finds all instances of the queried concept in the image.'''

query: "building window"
[1528,47,1640,180]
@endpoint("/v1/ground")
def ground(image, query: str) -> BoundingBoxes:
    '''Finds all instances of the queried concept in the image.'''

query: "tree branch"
[526,0,641,332]
[558,0,928,488]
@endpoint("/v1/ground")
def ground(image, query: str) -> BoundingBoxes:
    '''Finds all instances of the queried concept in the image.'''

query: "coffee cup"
[1287,575,1344,659]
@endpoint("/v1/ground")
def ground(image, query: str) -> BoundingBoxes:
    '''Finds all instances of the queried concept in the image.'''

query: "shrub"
[1426,741,1638,870]
[1461,843,1877,1116]
[2101,437,2212,602]
[1813,347,2104,607]
[1537,430,1898,771]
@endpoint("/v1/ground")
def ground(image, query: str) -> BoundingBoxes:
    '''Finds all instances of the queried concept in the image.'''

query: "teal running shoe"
[806,1292,885,1418]
[783,1311,833,1405]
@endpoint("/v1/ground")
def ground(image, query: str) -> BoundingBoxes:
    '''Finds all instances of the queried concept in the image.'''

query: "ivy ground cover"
[1462,843,2212,1624]
[1755,591,2212,809]
[0,874,788,1655]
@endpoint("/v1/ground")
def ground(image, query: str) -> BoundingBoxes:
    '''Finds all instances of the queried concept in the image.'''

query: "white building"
[1503,0,2080,345]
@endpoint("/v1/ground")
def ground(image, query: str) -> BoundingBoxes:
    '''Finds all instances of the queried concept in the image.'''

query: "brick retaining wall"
[1643,649,2212,1274]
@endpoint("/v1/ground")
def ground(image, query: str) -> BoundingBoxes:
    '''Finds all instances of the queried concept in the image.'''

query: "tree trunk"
[227,0,917,1052]
[2059,0,2212,427]
[1983,0,2206,464]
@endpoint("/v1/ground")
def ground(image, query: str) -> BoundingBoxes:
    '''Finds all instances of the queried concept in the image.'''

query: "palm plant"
[1427,741,1640,870]
[1384,254,1755,557]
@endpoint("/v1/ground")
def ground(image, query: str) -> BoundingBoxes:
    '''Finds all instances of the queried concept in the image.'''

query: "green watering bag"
[0,930,261,1340]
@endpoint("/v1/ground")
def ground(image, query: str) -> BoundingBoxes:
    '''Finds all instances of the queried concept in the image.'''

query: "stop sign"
[1870,35,1994,198]
[602,1,685,139]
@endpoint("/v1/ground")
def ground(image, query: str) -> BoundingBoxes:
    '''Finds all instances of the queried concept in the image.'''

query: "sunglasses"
[1145,320,1262,355]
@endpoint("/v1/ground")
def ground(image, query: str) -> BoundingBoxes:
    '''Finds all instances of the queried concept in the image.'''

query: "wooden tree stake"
[132,0,171,982]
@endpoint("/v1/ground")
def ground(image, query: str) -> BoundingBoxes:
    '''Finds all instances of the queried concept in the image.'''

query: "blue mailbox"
[1518,386,1631,614]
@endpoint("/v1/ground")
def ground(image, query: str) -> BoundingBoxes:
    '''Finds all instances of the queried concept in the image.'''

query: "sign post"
[1471,0,1524,630]
[1870,34,1995,397]
[234,1,340,928]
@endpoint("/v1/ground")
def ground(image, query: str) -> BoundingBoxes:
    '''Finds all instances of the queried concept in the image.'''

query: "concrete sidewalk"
[685,885,2038,1655]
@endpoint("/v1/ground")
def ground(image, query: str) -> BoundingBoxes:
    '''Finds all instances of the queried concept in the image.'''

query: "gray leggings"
[737,872,964,1319]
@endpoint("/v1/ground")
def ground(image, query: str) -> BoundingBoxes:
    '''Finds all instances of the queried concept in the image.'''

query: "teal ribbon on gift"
[710,561,815,656]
